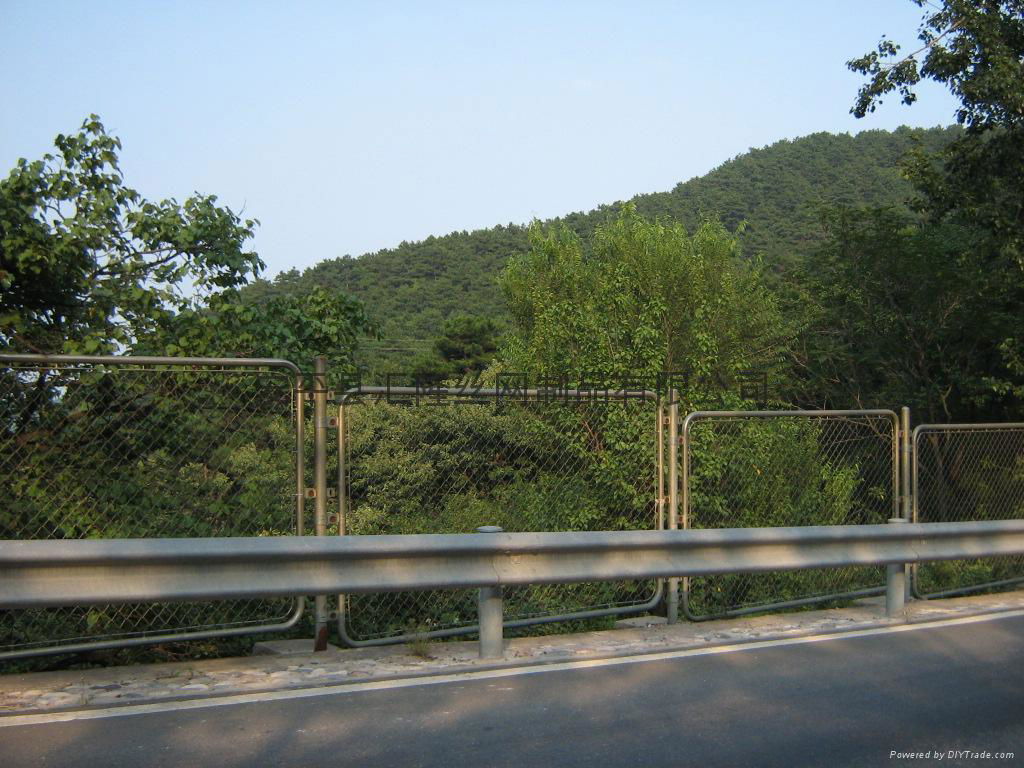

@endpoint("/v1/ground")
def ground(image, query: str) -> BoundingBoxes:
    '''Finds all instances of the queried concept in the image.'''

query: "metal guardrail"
[3,520,1023,657]
[0,353,307,659]
[334,386,672,646]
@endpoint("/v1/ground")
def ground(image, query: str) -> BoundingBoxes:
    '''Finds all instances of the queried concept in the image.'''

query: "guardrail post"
[886,517,908,619]
[476,525,504,659]
[313,355,329,651]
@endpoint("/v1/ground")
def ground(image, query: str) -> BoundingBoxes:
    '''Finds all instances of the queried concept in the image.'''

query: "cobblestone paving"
[2,592,1021,715]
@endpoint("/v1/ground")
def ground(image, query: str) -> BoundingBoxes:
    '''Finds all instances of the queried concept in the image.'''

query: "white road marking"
[3,607,1023,728]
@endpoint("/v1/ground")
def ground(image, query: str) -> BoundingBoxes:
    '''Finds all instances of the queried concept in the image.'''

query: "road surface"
[2,612,1023,767]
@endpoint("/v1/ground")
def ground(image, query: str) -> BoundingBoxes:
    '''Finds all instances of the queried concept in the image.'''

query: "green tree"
[844,0,1024,417]
[499,205,792,404]
[787,206,1023,420]
[433,315,501,374]
[848,0,1024,263]
[143,286,377,381]
[0,115,260,354]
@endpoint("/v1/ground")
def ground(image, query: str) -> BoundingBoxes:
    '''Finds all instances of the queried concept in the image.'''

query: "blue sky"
[1,1,959,279]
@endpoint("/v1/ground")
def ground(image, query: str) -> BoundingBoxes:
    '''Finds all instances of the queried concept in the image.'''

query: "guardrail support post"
[886,517,908,619]
[313,355,329,651]
[477,525,505,659]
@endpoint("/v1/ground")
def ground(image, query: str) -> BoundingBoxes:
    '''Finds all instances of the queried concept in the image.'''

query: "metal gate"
[0,354,306,659]
[912,423,1024,598]
[679,409,899,620]
[334,385,670,645]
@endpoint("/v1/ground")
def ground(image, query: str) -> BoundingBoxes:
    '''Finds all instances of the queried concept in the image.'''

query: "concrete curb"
[3,591,1023,717]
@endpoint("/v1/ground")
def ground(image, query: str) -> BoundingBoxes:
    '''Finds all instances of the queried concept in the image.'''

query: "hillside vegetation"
[244,126,959,346]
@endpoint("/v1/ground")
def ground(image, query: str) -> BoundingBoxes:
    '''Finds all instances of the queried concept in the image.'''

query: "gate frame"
[679,408,901,621]
[911,421,1024,600]
[0,353,307,660]
[334,385,674,647]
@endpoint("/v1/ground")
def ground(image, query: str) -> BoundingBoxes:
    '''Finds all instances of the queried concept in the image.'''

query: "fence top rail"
[0,353,302,377]
[682,409,899,432]
[913,423,1024,437]
[338,385,663,404]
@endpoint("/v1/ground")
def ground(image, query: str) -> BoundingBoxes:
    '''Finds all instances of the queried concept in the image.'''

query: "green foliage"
[0,115,260,354]
[689,421,863,530]
[401,315,502,383]
[433,315,502,374]
[140,286,377,382]
[843,2,1024,417]
[849,1,1024,264]
[500,205,792,404]
[242,128,958,363]
[0,364,301,655]
[339,397,658,639]
[342,400,652,537]
[1,367,298,543]
[248,225,528,343]
[785,206,1024,420]
[849,0,1023,128]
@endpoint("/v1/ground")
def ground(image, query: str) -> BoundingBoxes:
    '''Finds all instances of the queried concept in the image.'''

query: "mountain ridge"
[245,125,960,342]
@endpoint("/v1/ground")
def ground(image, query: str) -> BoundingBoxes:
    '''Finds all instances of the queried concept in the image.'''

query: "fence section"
[912,424,1024,598]
[335,386,667,644]
[680,409,899,619]
[0,355,305,659]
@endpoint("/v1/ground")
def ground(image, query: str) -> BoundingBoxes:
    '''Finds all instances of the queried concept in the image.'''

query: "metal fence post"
[900,407,913,601]
[477,525,505,659]
[886,517,908,618]
[313,356,329,651]
[296,375,305,537]
[667,398,680,624]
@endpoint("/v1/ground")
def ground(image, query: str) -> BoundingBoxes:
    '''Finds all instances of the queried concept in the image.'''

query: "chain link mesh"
[682,411,897,619]
[913,425,1024,597]
[0,360,301,657]
[337,391,663,642]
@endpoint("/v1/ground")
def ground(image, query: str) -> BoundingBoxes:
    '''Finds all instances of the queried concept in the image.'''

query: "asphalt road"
[3,614,1024,768]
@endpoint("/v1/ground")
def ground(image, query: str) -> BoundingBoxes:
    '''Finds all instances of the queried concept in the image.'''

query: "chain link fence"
[0,356,304,659]
[335,386,665,644]
[680,410,899,619]
[912,424,1024,598]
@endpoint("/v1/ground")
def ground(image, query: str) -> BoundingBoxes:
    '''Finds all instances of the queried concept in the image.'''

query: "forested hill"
[245,125,959,341]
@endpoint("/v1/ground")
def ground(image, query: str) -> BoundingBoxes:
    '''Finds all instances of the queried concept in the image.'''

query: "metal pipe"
[0,600,306,661]
[0,353,302,376]
[313,356,329,651]
[336,400,348,642]
[900,407,912,600]
[656,402,664,532]
[335,582,665,647]
[900,408,912,522]
[681,585,886,622]
[476,526,505,659]
[886,563,906,618]
[337,385,660,402]
[667,399,680,624]
[296,377,306,537]
[886,517,908,618]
